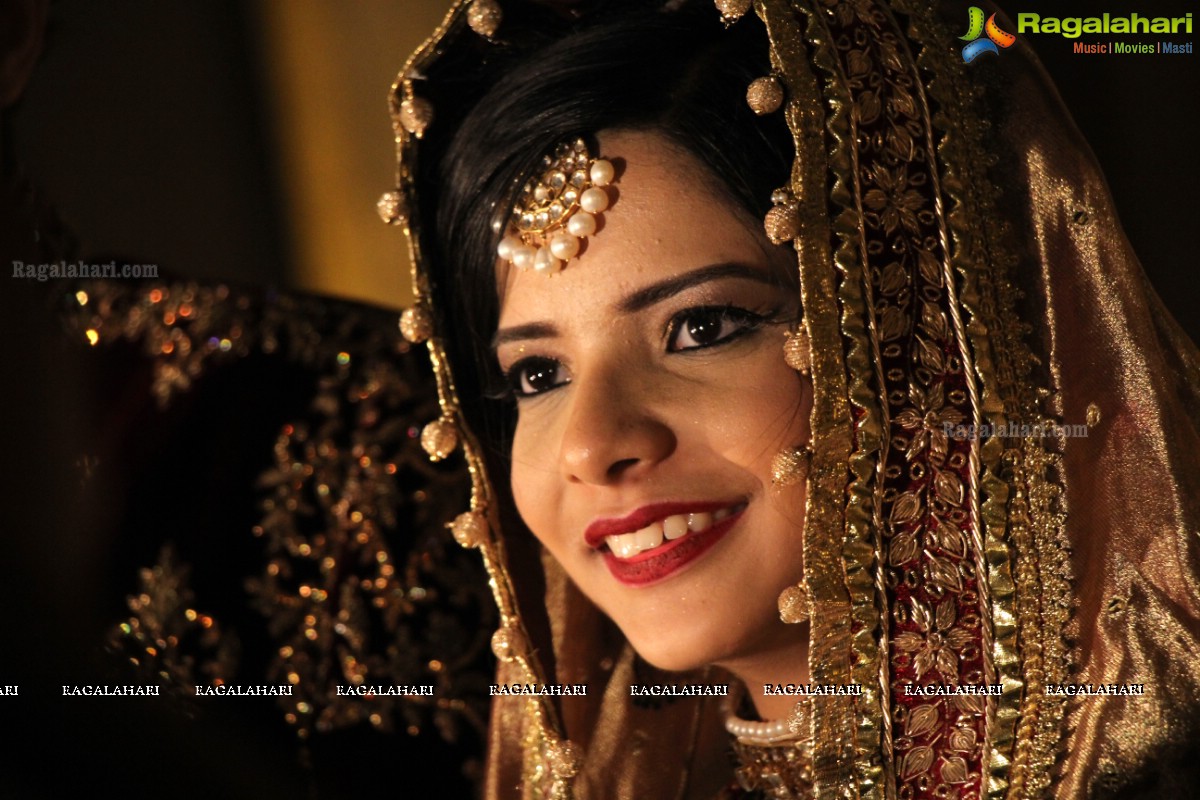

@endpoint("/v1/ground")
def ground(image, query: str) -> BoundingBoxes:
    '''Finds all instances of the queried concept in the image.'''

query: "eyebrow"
[617,262,774,313]
[491,262,775,350]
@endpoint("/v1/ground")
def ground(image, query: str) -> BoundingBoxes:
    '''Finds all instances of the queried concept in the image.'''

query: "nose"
[559,365,676,486]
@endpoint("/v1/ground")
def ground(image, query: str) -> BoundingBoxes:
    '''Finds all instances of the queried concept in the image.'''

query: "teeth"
[604,506,739,559]
[663,515,689,540]
[611,535,639,559]
[633,524,663,551]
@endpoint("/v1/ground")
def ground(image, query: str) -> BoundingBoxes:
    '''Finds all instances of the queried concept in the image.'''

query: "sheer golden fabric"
[1000,18,1200,795]
[390,1,1200,798]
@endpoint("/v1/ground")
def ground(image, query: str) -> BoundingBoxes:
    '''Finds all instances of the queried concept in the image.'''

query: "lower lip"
[601,508,744,587]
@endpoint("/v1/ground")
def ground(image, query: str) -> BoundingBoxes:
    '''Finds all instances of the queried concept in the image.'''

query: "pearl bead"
[580,187,609,214]
[567,211,596,237]
[589,159,614,186]
[724,715,791,739]
[549,233,580,261]
[510,244,536,270]
[533,246,562,274]
[497,235,520,261]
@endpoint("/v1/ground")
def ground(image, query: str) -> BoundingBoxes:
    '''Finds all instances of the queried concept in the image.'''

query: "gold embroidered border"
[861,1,994,796]
[391,3,570,796]
[791,1,1008,798]
[782,1,893,795]
[889,3,1073,797]
[878,6,1020,793]
[759,2,867,797]
[763,1,868,796]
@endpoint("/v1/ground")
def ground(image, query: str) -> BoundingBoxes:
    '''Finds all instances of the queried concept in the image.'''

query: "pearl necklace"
[723,710,794,743]
[722,688,815,798]
[720,685,810,745]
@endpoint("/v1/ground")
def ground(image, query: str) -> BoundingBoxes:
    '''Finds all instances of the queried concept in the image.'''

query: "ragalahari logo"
[960,6,1016,62]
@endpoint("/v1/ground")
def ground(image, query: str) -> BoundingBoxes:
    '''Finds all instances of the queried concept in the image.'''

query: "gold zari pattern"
[731,738,816,799]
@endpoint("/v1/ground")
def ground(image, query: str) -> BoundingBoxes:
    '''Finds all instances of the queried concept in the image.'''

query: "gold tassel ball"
[490,623,527,662]
[399,305,433,344]
[764,203,801,245]
[714,0,752,22]
[420,417,459,461]
[399,96,434,137]
[778,583,810,624]
[783,328,812,374]
[467,0,502,38]
[746,76,784,115]
[449,510,488,549]
[376,190,407,225]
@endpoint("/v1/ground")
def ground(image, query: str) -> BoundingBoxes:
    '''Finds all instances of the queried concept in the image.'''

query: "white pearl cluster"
[723,712,794,742]
[721,685,809,745]
[497,141,615,275]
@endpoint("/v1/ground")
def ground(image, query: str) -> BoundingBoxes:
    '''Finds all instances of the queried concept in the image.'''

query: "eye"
[505,356,569,398]
[667,306,765,352]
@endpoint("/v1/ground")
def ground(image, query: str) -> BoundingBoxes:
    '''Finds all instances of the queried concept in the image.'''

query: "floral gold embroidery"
[895,599,973,682]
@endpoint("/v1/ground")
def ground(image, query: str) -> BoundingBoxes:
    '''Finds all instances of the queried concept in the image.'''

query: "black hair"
[418,3,794,466]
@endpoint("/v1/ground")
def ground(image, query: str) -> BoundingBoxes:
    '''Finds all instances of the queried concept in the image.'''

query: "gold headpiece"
[496,138,615,274]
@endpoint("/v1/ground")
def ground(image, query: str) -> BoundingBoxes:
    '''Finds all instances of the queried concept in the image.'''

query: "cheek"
[688,353,811,465]
[508,412,563,550]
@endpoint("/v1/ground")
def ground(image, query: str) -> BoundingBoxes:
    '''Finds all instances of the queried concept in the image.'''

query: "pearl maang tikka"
[496,138,614,275]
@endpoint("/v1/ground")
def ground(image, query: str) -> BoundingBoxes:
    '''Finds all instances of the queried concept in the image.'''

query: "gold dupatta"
[385,1,1200,798]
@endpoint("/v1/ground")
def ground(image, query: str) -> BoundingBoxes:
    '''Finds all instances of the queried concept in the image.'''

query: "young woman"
[383,0,1200,797]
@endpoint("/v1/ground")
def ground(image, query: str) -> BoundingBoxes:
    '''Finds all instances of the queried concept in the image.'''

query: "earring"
[783,326,811,375]
[771,445,811,486]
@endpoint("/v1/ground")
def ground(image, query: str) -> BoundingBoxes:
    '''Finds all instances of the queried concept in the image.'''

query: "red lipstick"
[584,501,733,547]
[586,502,745,587]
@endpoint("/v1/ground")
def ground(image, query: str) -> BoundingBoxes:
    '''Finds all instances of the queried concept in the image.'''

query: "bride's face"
[494,130,811,673]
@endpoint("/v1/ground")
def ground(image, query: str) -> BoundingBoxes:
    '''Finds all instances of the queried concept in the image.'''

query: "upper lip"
[583,500,740,548]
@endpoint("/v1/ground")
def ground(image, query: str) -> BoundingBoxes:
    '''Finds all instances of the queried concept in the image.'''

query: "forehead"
[496,130,774,324]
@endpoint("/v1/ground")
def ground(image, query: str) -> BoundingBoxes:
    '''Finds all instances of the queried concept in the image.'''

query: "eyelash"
[664,304,771,353]
[494,304,780,401]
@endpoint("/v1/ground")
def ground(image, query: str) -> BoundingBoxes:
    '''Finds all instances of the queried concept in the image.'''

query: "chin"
[624,623,743,675]
[632,645,708,675]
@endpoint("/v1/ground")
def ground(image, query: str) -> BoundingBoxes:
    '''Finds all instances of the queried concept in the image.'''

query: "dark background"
[1022,0,1199,327]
